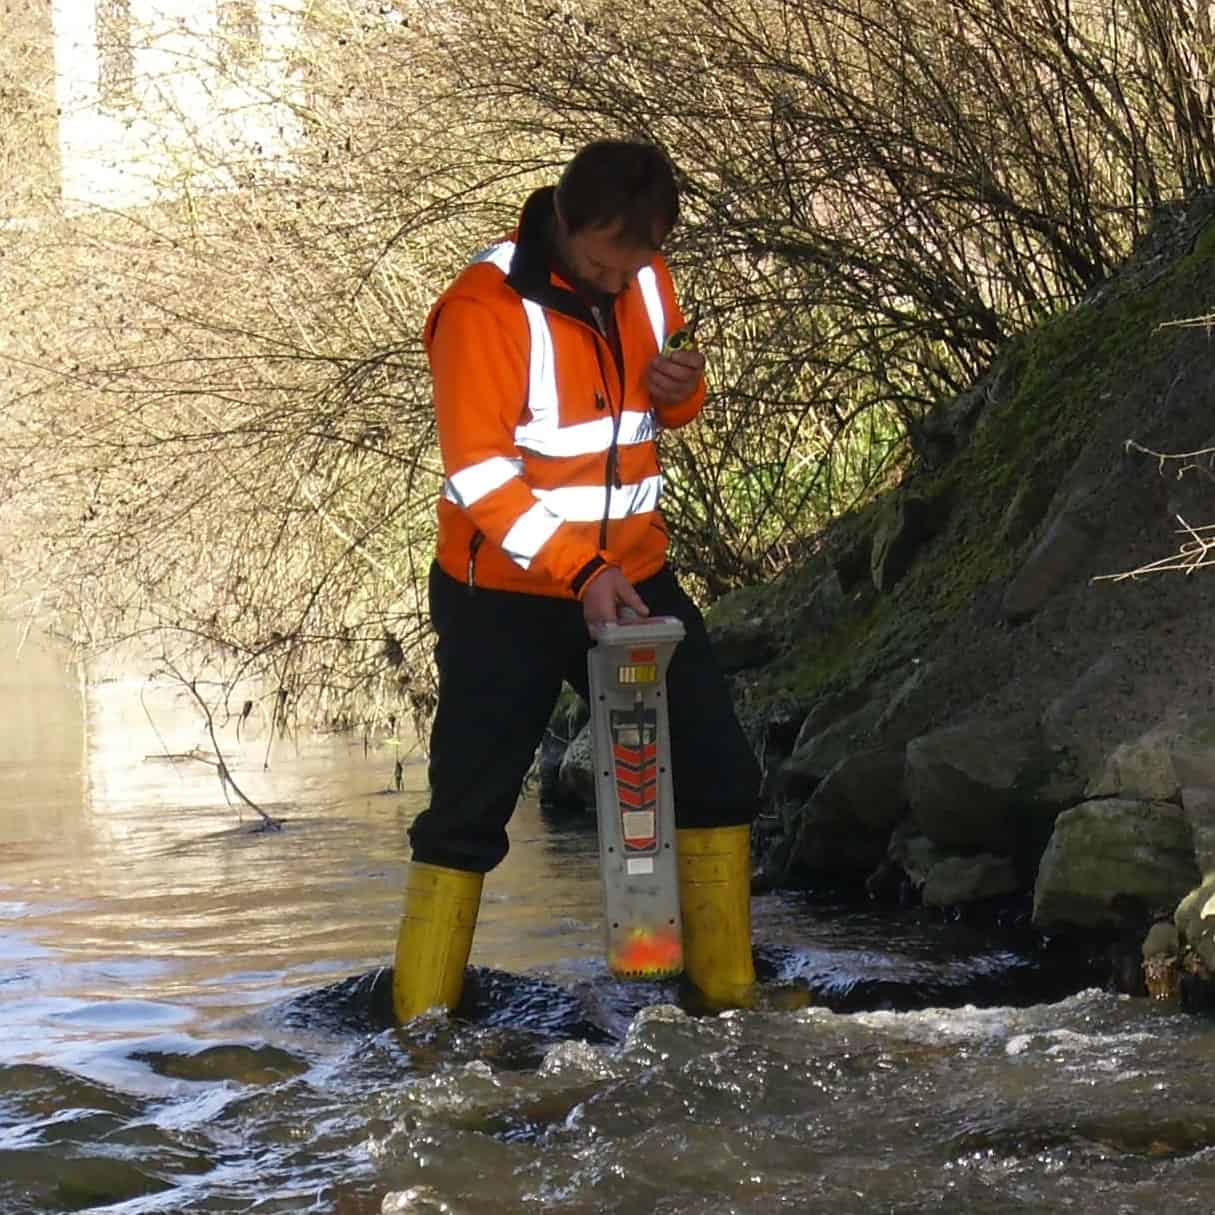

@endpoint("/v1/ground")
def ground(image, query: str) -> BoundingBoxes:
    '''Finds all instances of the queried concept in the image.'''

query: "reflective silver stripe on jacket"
[501,501,564,568]
[444,456,525,508]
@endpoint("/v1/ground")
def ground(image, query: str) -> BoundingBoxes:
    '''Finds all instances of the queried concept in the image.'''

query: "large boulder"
[790,748,906,876]
[905,715,1084,855]
[1033,799,1200,930]
[777,698,884,799]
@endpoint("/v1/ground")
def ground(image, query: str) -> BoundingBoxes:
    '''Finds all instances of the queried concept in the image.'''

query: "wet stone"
[132,1043,309,1085]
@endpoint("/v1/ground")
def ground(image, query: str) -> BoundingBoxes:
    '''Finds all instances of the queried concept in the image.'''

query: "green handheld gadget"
[661,306,700,356]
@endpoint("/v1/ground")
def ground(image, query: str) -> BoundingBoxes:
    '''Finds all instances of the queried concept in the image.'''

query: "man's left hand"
[646,348,705,405]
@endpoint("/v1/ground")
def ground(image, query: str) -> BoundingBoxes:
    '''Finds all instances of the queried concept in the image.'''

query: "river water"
[3,623,1215,1214]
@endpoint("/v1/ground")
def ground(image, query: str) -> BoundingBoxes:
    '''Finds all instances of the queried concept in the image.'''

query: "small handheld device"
[661,305,700,357]
[587,614,686,979]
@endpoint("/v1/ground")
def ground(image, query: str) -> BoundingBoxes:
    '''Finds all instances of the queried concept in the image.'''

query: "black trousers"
[408,562,761,873]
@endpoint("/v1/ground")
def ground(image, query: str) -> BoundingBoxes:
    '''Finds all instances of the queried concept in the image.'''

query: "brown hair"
[555,141,679,248]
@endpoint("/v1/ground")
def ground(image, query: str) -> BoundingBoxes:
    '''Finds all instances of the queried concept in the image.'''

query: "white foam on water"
[537,1036,615,1079]
[382,1185,457,1214]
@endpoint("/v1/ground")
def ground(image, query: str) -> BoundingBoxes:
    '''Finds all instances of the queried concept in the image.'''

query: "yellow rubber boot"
[392,862,483,1024]
[677,825,757,1010]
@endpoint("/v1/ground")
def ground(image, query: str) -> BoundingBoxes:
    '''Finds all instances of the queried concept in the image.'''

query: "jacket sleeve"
[428,294,606,593]
[650,256,706,430]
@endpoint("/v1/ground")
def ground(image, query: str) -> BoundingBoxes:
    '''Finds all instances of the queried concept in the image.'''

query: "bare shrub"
[4,0,1215,733]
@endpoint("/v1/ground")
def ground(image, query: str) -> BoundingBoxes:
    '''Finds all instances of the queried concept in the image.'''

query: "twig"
[162,659,283,831]
[1094,514,1215,582]
[1124,439,1215,476]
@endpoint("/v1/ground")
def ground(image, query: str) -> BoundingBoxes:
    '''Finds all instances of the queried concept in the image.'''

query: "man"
[393,140,761,1021]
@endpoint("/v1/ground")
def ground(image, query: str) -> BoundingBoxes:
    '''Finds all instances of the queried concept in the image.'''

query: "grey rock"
[873,661,935,739]
[791,688,872,753]
[1181,784,1215,880]
[1086,720,1182,801]
[1002,491,1104,622]
[906,715,1084,853]
[996,476,1059,550]
[791,748,906,875]
[871,488,953,593]
[922,854,1019,908]
[785,569,846,645]
[779,698,884,799]
[1041,651,1132,757]
[1171,714,1215,788]
[888,825,951,890]
[1142,920,1179,960]
[1033,799,1199,930]
[706,607,778,673]
[910,381,989,467]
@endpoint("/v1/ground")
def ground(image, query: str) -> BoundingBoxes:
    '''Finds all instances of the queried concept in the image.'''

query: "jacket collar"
[506,187,603,331]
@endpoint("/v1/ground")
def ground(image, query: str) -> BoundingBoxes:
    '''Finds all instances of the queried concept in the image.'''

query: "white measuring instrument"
[587,613,686,979]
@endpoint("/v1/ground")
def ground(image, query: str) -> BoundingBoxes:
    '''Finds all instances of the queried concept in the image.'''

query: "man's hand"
[646,348,705,405]
[581,565,649,634]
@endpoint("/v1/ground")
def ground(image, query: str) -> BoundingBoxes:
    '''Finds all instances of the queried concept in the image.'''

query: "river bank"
[547,193,1215,1010]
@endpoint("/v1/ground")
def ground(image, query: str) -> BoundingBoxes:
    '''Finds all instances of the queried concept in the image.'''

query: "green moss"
[739,587,877,705]
[732,200,1215,725]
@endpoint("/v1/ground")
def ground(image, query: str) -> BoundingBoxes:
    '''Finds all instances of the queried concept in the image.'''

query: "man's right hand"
[581,565,649,634]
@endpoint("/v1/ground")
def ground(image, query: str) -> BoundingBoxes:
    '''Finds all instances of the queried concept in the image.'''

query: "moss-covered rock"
[1033,799,1199,930]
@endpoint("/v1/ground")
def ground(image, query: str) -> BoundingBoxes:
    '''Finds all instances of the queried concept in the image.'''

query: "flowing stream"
[3,622,1214,1214]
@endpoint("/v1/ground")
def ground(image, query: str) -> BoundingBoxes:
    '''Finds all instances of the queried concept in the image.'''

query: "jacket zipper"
[467,529,484,592]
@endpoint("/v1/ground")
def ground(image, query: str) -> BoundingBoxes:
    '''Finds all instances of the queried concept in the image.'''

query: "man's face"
[557,218,661,296]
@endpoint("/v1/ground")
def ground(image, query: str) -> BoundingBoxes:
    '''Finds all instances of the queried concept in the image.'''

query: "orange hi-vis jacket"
[424,187,706,599]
